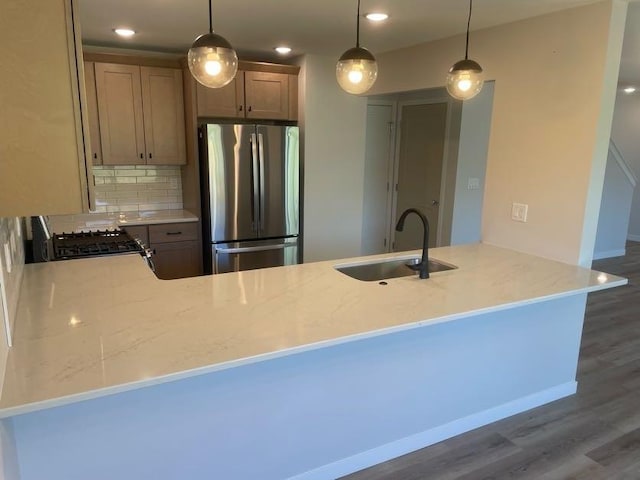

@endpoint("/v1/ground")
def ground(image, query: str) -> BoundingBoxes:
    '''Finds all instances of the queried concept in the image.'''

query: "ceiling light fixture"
[336,0,378,95]
[188,0,238,89]
[624,87,636,94]
[446,0,484,100]
[113,28,135,37]
[275,46,292,55]
[366,13,389,22]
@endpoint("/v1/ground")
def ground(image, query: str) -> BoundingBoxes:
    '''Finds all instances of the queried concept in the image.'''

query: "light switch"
[512,203,528,222]
[467,177,480,190]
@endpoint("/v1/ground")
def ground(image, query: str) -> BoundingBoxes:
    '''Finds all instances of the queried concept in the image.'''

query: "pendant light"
[188,0,238,88]
[446,0,484,100]
[336,0,378,95]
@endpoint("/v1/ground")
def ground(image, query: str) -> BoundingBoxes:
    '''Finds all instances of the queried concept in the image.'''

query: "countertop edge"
[0,275,626,419]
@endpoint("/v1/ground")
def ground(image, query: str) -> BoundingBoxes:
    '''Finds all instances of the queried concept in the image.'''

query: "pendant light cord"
[356,0,361,47]
[208,0,213,33]
[465,0,473,60]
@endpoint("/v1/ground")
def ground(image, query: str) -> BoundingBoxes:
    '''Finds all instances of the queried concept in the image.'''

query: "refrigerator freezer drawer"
[213,238,298,274]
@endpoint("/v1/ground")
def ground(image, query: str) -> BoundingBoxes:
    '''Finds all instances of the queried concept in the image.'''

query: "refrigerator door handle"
[250,133,260,232]
[215,242,295,254]
[258,132,266,235]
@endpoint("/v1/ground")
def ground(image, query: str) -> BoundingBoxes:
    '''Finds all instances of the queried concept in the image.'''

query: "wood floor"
[341,243,640,480]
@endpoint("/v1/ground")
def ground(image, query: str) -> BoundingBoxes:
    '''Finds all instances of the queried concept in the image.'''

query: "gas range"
[51,230,150,262]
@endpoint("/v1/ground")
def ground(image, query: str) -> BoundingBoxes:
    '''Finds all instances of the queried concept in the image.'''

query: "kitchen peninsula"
[0,244,626,480]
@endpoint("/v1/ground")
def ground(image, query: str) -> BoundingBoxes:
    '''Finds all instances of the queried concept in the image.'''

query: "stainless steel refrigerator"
[199,123,300,274]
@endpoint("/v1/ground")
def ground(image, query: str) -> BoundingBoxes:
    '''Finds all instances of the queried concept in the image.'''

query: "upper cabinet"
[84,62,103,166]
[0,0,93,216]
[93,62,186,166]
[196,63,299,121]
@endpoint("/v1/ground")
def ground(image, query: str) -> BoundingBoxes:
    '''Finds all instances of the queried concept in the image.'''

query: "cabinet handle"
[93,153,98,159]
[149,153,153,159]
[248,106,252,112]
[140,153,144,159]
[239,105,243,112]
[165,231,182,236]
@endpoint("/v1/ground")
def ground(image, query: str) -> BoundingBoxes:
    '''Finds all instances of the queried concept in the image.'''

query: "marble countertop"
[0,244,626,418]
[46,209,198,233]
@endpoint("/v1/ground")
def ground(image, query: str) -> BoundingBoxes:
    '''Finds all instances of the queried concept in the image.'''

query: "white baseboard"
[593,249,626,260]
[627,234,640,242]
[288,381,577,480]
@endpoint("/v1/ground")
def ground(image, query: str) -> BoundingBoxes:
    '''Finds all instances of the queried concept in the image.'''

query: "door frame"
[365,100,398,253]
[390,96,455,249]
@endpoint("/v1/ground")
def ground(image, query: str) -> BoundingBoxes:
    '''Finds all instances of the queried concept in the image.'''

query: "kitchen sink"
[334,256,457,282]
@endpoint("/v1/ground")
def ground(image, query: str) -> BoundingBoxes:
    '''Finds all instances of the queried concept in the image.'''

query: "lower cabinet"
[123,222,202,280]
[152,240,201,280]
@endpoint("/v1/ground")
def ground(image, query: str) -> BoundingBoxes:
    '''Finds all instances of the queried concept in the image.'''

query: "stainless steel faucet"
[395,208,430,279]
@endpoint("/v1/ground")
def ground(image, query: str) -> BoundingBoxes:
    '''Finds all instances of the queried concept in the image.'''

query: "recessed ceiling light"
[366,13,389,22]
[113,28,136,37]
[624,87,636,94]
[274,46,292,55]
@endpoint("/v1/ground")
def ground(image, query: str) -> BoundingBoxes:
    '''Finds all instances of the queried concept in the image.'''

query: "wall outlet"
[511,203,528,222]
[467,177,480,190]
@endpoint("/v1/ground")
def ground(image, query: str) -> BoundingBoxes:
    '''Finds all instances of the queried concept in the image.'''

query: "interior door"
[206,124,257,242]
[256,125,299,238]
[394,102,448,251]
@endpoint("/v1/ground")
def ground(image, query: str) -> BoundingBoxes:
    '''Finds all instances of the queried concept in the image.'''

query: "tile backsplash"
[0,217,25,352]
[93,166,183,213]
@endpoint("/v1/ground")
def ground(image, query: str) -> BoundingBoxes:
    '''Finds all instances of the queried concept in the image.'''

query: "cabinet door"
[141,67,187,165]
[244,71,289,120]
[152,240,201,280]
[195,72,245,118]
[95,63,146,165]
[0,0,92,216]
[84,61,102,165]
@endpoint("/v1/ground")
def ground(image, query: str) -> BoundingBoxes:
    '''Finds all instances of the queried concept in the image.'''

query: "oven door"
[213,237,298,274]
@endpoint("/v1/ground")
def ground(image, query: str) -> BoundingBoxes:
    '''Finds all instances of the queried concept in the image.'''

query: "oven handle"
[215,243,295,254]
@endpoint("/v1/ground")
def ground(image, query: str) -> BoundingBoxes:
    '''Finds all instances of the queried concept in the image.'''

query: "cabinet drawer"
[149,222,199,244]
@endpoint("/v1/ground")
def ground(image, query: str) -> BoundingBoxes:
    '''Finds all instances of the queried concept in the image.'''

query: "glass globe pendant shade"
[446,59,484,100]
[336,47,378,95]
[188,32,238,88]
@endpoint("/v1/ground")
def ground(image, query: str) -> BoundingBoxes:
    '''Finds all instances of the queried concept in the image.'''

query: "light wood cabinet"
[84,62,103,166]
[196,73,245,118]
[94,63,186,165]
[244,71,289,120]
[123,222,202,280]
[141,67,187,165]
[0,0,93,216]
[152,240,201,280]
[196,66,298,121]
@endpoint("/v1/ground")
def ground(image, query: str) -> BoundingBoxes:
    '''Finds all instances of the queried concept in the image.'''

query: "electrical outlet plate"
[512,203,528,222]
[467,177,480,190]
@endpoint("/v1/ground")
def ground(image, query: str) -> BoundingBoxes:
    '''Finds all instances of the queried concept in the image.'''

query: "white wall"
[594,148,635,259]
[298,55,368,262]
[450,82,495,245]
[368,1,626,267]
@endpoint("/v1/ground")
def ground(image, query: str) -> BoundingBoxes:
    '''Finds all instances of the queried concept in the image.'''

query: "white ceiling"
[79,0,639,82]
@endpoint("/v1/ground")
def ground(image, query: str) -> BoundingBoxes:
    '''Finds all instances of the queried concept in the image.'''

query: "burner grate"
[52,230,143,260]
